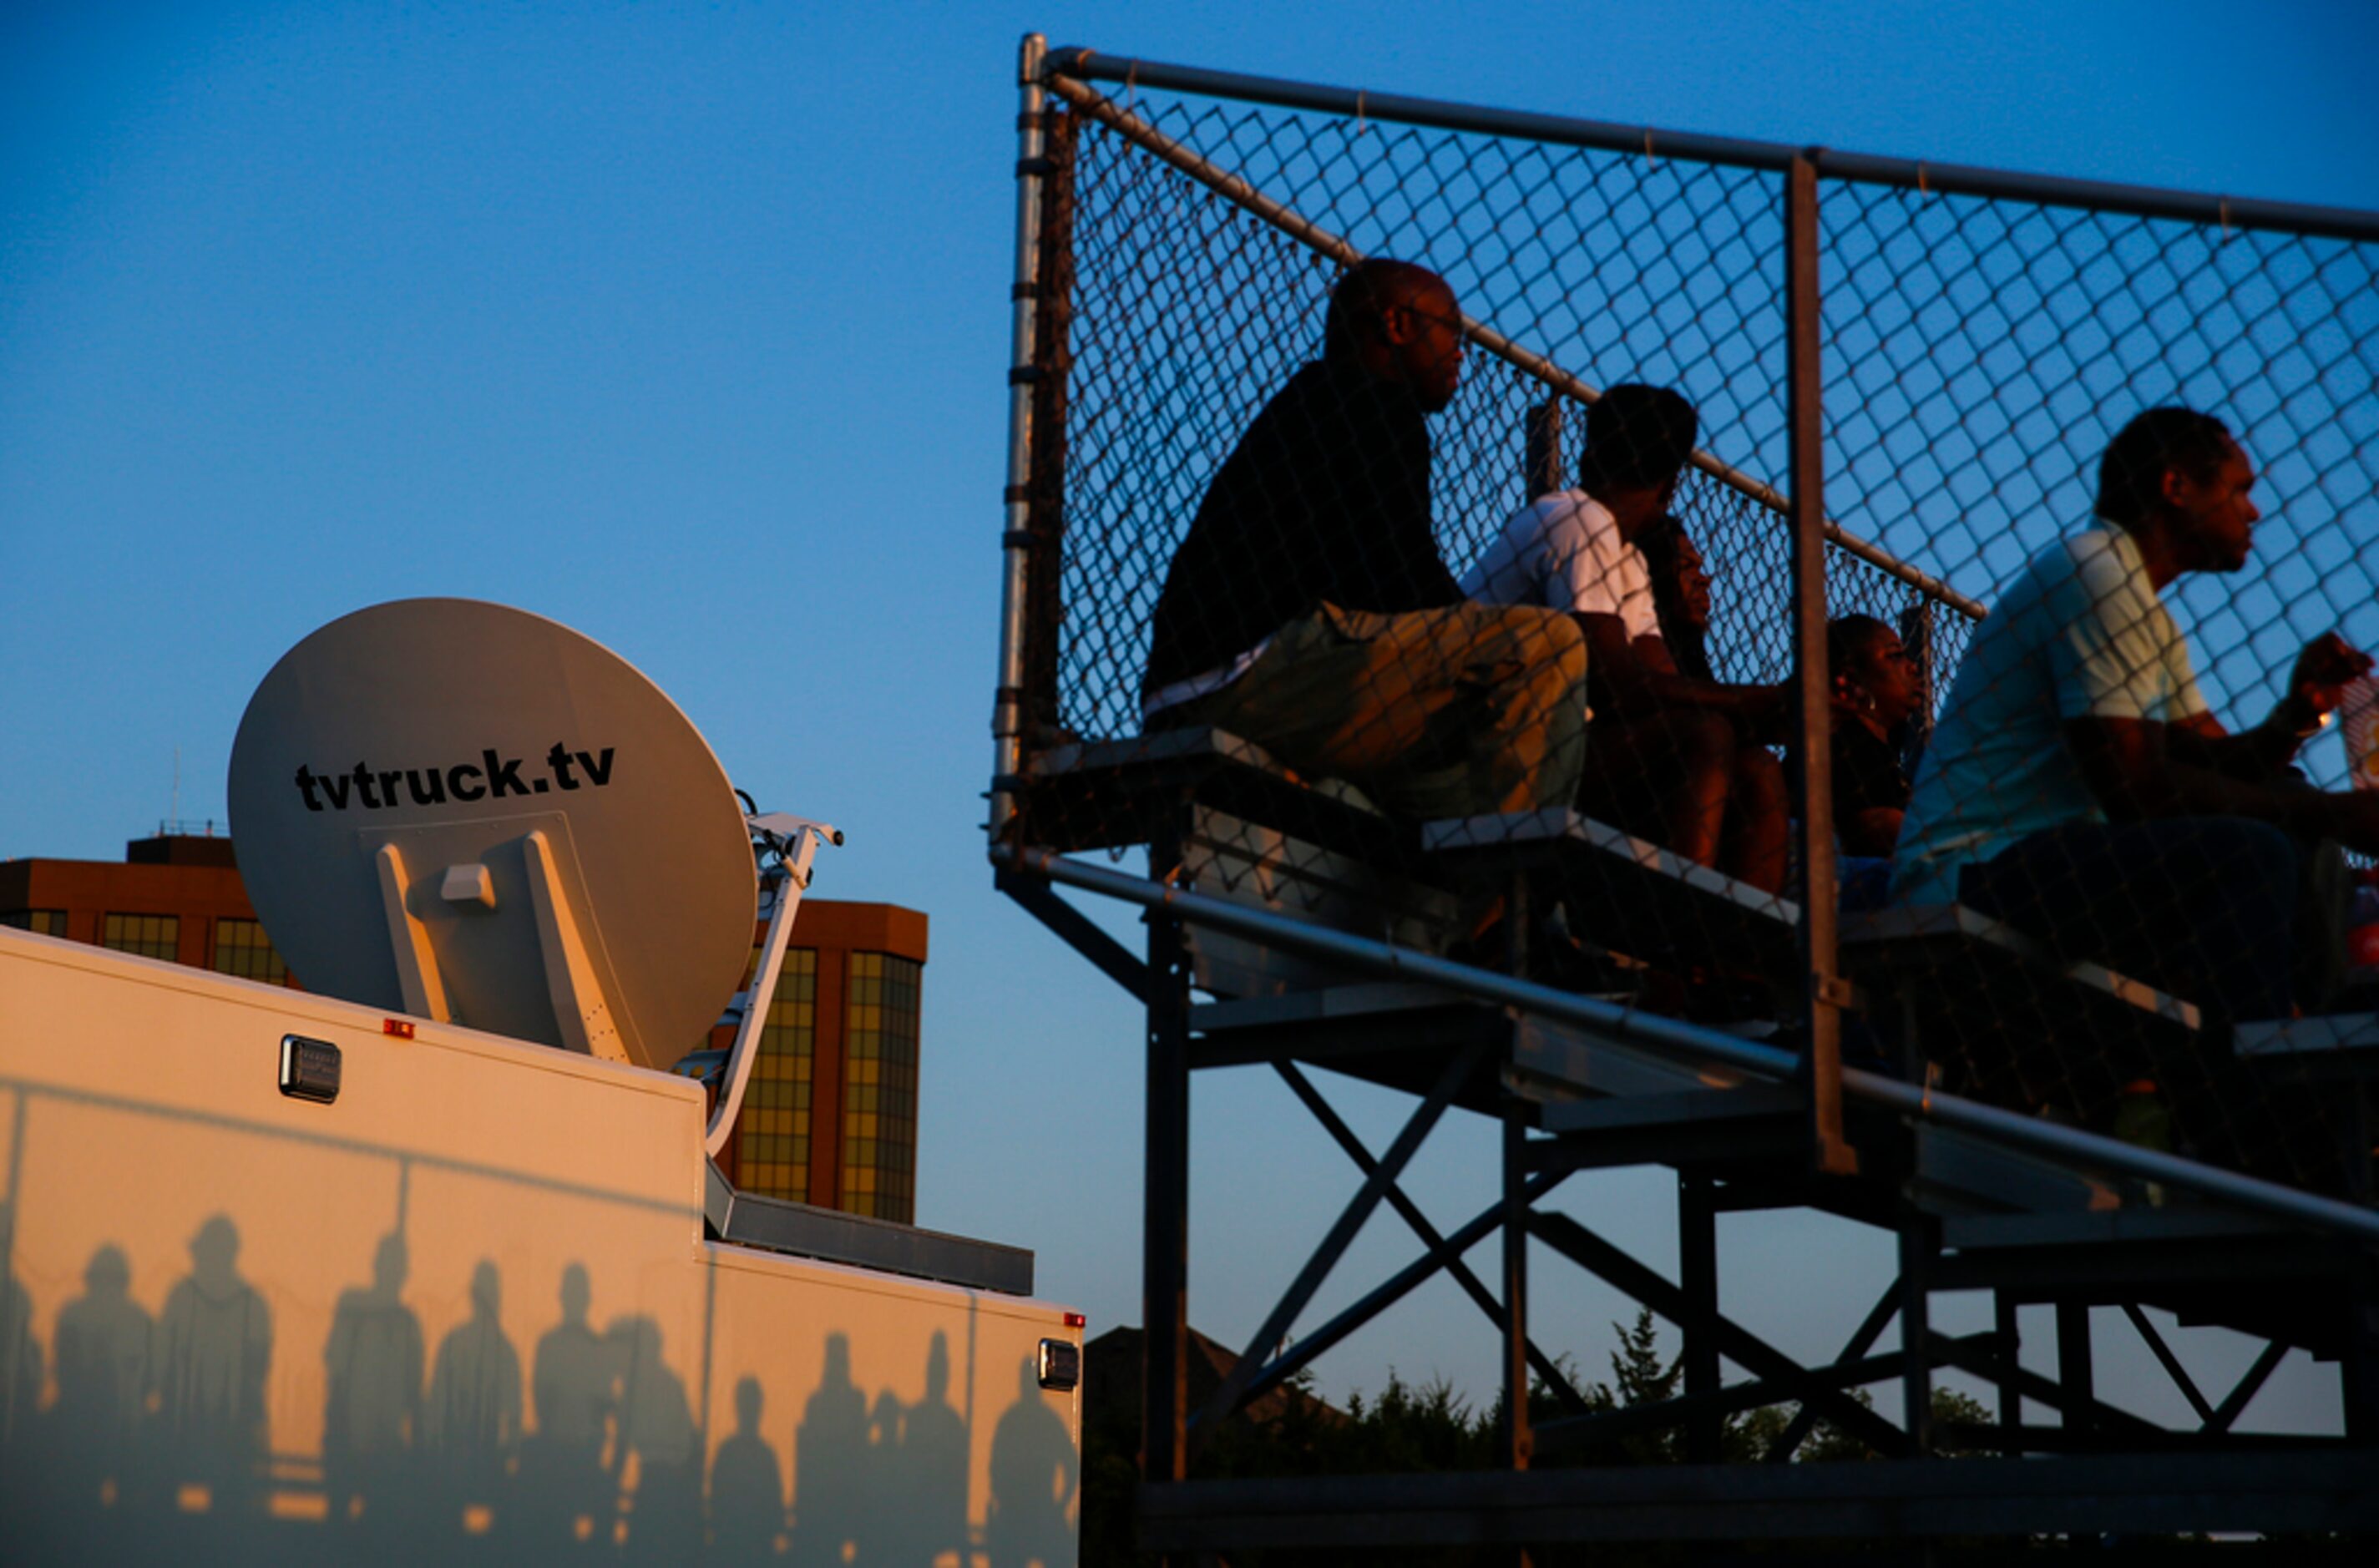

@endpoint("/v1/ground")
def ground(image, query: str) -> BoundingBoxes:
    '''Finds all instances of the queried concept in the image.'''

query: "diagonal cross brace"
[1187,1044,1485,1454]
[2208,1338,2290,1434]
[1929,1332,2162,1438]
[1530,1223,2167,1452]
[1530,1211,1914,1459]
[1765,1279,1902,1461]
[1538,1330,1998,1456]
[1275,1060,1590,1418]
[2122,1303,2219,1429]
[1201,1168,1577,1429]
[996,867,1151,1003]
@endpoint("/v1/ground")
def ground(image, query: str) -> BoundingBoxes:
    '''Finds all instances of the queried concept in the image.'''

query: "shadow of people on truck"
[986,1353,1075,1568]
[706,1373,784,1564]
[47,1243,151,1515]
[155,1214,272,1521]
[609,1313,700,1562]
[423,1258,522,1536]
[322,1231,425,1547]
[902,1330,970,1568]
[789,1331,867,1566]
[514,1261,615,1549]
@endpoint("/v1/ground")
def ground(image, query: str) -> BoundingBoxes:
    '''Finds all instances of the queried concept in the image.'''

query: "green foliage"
[1079,1312,2011,1565]
[1607,1307,1678,1407]
[1929,1383,1996,1447]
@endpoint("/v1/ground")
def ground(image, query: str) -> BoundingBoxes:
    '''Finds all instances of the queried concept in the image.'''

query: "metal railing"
[996,842,2379,1249]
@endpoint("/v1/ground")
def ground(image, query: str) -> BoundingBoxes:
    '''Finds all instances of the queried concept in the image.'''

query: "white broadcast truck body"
[0,924,1081,1562]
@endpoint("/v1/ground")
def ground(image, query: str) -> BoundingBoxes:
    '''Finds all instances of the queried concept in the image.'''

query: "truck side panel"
[0,928,1079,1563]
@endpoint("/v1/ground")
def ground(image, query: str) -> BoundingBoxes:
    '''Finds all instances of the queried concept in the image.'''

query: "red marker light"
[1063,1313,1086,1328]
[383,1019,415,1039]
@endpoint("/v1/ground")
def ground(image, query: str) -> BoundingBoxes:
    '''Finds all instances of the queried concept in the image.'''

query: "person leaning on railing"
[1891,406,2379,1023]
[1140,259,1587,821]
[1462,385,1792,893]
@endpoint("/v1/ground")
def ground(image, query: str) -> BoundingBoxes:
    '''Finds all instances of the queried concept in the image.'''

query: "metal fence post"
[1021,112,1077,741]
[1502,1105,1532,1473]
[1679,1174,1720,1462]
[1524,400,1565,500]
[1502,1104,1535,1568]
[2347,1258,2379,1442]
[2056,1301,2095,1442]
[1899,1216,1936,1452]
[992,33,1050,847]
[1144,815,1194,1500]
[1996,1292,2022,1438]
[1785,152,1855,1177]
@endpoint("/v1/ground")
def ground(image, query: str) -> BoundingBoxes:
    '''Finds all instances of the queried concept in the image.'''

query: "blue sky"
[7,0,2376,1430]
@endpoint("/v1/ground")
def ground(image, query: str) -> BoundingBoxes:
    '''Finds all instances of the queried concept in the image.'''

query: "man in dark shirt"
[1142,260,1587,821]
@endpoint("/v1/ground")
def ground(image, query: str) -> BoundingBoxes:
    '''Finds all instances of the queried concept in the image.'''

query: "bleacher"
[990,33,2379,1553]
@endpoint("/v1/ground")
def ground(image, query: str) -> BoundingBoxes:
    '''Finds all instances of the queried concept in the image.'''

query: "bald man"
[1142,260,1587,822]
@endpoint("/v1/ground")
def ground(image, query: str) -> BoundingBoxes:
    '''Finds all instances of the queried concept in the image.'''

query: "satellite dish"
[227,599,757,1071]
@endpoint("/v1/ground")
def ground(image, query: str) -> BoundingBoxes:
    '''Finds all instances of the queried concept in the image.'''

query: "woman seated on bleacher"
[1821,615,1924,857]
[1790,614,1926,912]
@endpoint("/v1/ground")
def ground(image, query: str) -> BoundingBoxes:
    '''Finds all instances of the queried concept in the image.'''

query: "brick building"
[1,833,927,1222]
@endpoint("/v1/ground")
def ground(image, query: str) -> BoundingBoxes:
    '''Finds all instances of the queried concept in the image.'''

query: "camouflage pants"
[1175,600,1588,820]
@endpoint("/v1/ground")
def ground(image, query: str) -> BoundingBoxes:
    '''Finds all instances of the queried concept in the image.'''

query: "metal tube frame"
[995,842,2379,1248]
[1273,1060,1588,1416]
[1203,1169,1579,1427]
[1765,1281,1904,1460]
[1785,152,1855,1178]
[1678,1174,1721,1463]
[1044,46,2379,243]
[989,33,1047,847]
[1502,1100,1532,1480]
[1144,809,1193,1495]
[1189,1041,1480,1456]
[990,847,2379,1541]
[703,821,833,1160]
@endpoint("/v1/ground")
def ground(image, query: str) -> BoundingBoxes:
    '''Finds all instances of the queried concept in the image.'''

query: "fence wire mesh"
[1000,64,2379,1200]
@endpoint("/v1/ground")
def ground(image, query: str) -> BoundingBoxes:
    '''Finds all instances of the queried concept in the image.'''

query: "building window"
[841,952,919,1224]
[210,918,289,984]
[2,910,67,937]
[733,948,817,1203]
[100,913,179,961]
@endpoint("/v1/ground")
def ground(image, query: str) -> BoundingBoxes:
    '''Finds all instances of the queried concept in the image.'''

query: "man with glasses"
[1142,259,1587,822]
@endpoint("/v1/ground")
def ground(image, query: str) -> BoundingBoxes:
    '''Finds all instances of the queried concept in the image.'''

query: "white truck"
[0,601,1081,1565]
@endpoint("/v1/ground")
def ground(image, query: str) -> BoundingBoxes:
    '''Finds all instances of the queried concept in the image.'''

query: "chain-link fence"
[994,51,2379,1201]
[1044,94,1969,735]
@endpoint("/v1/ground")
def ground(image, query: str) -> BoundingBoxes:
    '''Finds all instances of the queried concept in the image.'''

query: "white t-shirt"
[1460,488,1660,641]
[1893,524,2211,905]
[2341,674,2379,791]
